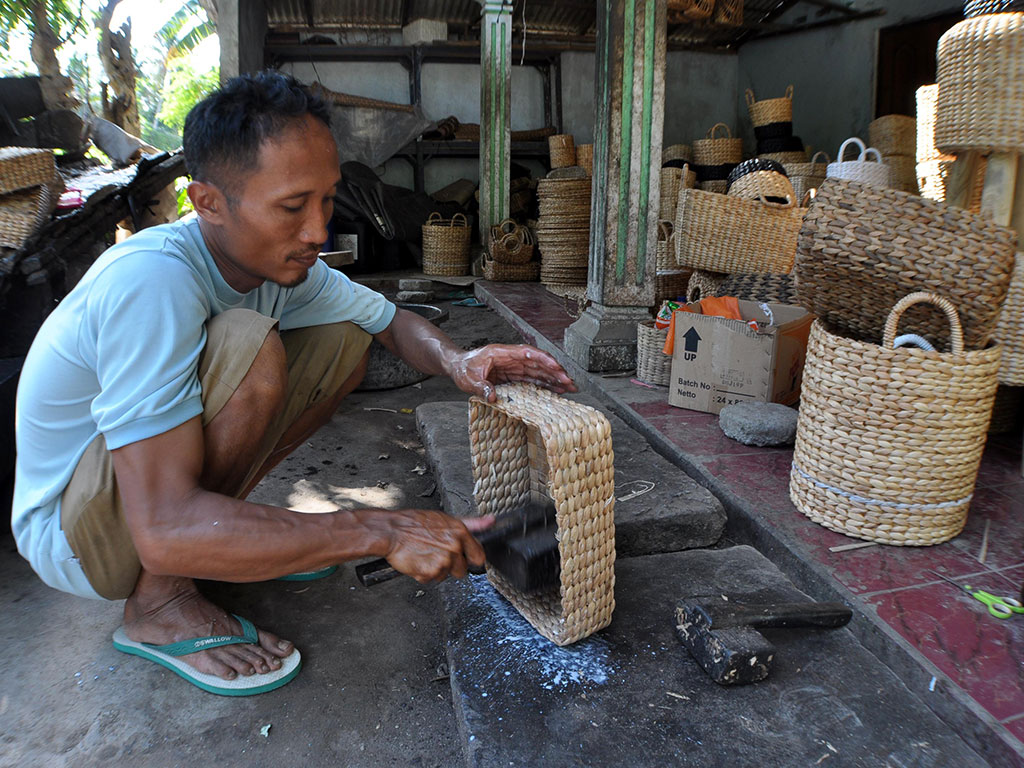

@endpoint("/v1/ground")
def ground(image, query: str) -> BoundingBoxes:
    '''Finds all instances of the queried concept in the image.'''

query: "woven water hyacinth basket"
[469,383,615,645]
[576,143,593,175]
[916,85,948,165]
[674,187,803,274]
[422,212,471,276]
[656,269,691,304]
[745,86,793,128]
[693,123,743,167]
[667,0,714,21]
[659,165,695,221]
[790,293,1001,546]
[636,321,672,386]
[489,219,534,265]
[883,154,920,194]
[0,147,56,195]
[936,13,1024,154]
[917,157,953,202]
[868,115,916,157]
[686,270,728,302]
[965,0,1024,14]
[482,254,539,282]
[993,254,1024,384]
[548,134,576,168]
[794,178,1016,349]
[663,143,694,167]
[697,179,728,195]
[728,170,795,203]
[759,150,808,165]
[0,182,57,249]
[826,137,891,188]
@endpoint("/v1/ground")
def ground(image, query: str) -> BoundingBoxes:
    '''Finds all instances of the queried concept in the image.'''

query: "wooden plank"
[980,152,1020,227]
[944,151,982,209]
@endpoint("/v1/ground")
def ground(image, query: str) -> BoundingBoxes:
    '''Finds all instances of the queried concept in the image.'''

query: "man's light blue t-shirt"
[12,216,396,599]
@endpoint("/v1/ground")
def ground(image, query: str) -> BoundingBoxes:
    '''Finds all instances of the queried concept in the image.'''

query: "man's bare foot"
[123,571,294,681]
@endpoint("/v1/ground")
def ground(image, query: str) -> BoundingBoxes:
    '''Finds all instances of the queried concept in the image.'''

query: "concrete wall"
[736,0,962,161]
[561,50,739,150]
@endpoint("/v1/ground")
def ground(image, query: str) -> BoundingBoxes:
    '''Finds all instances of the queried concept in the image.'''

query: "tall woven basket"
[422,212,471,276]
[468,384,616,646]
[675,187,803,273]
[936,13,1024,154]
[790,293,1001,546]
[548,134,576,168]
[636,321,672,386]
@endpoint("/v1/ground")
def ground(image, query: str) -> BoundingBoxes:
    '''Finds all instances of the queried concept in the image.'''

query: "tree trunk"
[29,1,77,111]
[98,0,141,136]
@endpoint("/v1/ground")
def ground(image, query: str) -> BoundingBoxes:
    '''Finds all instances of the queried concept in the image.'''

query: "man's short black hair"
[183,70,331,194]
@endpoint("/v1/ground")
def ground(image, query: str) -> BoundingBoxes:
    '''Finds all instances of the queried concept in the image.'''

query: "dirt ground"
[0,295,525,768]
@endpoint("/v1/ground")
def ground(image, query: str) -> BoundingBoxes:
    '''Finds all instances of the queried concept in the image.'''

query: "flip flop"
[276,565,339,582]
[112,614,301,696]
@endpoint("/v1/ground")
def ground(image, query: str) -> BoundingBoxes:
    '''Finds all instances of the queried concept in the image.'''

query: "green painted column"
[479,1,513,243]
[565,0,666,372]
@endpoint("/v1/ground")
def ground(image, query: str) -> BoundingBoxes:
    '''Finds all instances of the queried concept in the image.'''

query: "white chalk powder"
[460,574,614,691]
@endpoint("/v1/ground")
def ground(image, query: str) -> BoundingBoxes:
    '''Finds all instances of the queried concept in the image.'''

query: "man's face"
[204,113,341,293]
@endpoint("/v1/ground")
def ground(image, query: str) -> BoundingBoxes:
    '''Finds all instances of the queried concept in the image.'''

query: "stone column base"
[564,303,652,372]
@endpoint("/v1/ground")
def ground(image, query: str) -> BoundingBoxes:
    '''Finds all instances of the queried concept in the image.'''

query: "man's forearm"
[375,307,463,378]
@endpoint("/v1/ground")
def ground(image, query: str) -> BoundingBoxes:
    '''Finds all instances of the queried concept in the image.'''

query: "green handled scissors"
[928,570,1024,619]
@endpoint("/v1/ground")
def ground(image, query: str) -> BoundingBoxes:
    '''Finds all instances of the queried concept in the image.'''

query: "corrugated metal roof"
[266,1,877,49]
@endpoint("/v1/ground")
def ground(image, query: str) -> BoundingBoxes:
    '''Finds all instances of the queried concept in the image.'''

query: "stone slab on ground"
[440,545,988,768]
[416,398,726,557]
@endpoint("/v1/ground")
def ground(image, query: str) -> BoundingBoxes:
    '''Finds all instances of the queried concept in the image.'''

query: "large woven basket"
[469,384,615,646]
[794,178,1017,349]
[659,165,695,221]
[422,212,471,276]
[0,148,56,196]
[675,187,803,273]
[683,270,795,304]
[663,143,694,166]
[728,170,795,203]
[790,293,1001,546]
[827,137,891,188]
[636,321,672,386]
[915,84,948,165]
[936,13,1024,154]
[693,123,743,167]
[993,254,1024,384]
[745,86,793,128]
[965,0,1024,14]
[548,134,576,168]
[868,115,916,157]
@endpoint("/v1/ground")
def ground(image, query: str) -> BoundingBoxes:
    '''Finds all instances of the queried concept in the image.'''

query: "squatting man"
[13,70,574,695]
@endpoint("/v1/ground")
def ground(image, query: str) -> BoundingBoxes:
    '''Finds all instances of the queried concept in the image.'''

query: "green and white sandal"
[112,614,301,696]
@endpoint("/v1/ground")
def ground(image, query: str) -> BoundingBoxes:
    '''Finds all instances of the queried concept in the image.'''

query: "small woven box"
[469,384,616,646]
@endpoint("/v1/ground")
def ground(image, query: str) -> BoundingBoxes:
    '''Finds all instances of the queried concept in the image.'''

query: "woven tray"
[794,178,1016,349]
[790,293,1001,546]
[936,13,1024,154]
[0,148,56,196]
[993,253,1024,384]
[675,187,803,273]
[468,384,616,646]
[422,212,471,276]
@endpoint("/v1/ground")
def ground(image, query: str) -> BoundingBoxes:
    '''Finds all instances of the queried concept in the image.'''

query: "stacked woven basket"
[0,148,62,250]
[485,218,539,282]
[747,86,807,165]
[535,177,591,293]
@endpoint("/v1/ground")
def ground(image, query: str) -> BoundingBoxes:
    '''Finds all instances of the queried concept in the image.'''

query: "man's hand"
[448,344,576,403]
[380,511,492,582]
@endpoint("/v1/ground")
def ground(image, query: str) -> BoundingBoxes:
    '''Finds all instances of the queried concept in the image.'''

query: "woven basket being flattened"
[468,383,615,646]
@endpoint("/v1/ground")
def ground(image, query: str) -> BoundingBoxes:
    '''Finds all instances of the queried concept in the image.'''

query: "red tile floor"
[476,279,1024,758]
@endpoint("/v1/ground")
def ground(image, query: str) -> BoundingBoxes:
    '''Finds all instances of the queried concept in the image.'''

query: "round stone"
[718,402,798,447]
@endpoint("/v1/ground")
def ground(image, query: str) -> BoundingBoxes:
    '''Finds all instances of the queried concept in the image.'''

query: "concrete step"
[415,396,726,557]
[439,545,988,768]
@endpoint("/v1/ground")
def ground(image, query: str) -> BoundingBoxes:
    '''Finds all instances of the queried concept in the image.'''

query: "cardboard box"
[668,301,813,414]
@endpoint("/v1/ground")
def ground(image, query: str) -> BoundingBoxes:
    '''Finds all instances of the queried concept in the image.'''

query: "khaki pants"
[59,309,372,600]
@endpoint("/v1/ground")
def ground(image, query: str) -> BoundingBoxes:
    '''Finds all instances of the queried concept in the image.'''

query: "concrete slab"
[416,399,726,557]
[440,545,988,768]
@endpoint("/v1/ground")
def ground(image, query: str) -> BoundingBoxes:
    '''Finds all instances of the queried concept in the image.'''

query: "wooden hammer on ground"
[675,595,852,685]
